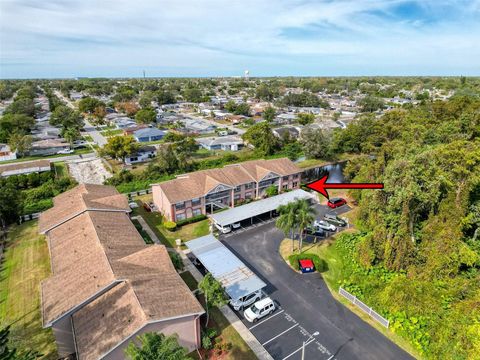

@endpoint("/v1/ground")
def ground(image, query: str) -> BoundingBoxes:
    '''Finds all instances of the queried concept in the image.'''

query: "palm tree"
[276,202,298,252]
[125,332,191,360]
[296,198,316,251]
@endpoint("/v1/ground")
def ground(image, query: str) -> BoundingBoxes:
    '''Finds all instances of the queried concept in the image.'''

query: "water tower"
[244,70,249,80]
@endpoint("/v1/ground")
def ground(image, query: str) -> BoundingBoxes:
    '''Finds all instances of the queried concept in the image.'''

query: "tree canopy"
[241,122,280,156]
[125,332,191,360]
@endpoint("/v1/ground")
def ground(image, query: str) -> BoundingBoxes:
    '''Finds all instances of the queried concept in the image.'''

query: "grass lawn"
[82,135,93,142]
[0,221,57,359]
[100,129,123,137]
[179,271,198,291]
[132,201,210,247]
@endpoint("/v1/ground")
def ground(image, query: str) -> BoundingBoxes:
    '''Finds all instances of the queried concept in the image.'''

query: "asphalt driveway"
[220,215,413,360]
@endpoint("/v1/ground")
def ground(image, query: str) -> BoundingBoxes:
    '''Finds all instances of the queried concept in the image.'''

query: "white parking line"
[262,323,299,346]
[281,337,317,360]
[248,309,285,330]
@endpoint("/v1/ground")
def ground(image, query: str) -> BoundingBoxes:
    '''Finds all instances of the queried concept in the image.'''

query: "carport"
[186,234,267,301]
[210,189,316,229]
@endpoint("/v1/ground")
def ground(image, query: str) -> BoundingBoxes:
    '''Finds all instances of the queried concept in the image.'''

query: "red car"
[327,197,347,209]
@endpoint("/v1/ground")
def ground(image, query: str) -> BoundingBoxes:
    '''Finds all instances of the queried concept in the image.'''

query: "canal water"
[301,161,347,184]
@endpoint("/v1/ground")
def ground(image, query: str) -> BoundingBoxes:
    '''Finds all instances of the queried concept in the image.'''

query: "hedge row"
[288,253,328,272]
[175,214,207,227]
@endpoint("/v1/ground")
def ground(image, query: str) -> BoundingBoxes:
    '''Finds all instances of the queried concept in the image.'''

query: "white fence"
[127,188,151,198]
[339,287,390,328]
[19,212,41,223]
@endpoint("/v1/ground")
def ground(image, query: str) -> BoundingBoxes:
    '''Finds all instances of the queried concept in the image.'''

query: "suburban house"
[0,159,51,177]
[133,128,166,142]
[273,126,302,140]
[39,184,204,360]
[274,113,297,124]
[29,139,70,156]
[125,145,157,165]
[180,118,216,134]
[196,136,244,152]
[123,124,148,136]
[114,117,137,129]
[152,158,302,222]
[0,143,16,162]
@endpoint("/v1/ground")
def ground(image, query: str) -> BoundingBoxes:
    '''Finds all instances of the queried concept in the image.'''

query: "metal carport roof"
[186,234,266,301]
[210,189,316,227]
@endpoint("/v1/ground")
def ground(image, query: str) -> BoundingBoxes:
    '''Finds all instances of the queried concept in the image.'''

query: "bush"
[163,221,177,231]
[288,253,328,272]
[175,214,207,227]
[202,334,213,350]
[169,252,184,271]
[205,328,217,339]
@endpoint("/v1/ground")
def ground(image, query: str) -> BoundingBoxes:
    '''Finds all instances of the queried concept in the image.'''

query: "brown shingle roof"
[38,184,130,234]
[0,159,50,175]
[153,158,301,203]
[41,184,204,359]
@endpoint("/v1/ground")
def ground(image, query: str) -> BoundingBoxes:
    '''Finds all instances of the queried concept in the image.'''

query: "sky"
[1,0,480,79]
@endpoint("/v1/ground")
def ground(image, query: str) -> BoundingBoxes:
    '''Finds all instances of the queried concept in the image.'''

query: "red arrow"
[306,175,384,199]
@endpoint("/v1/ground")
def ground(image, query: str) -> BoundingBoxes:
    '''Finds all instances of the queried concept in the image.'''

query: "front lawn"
[0,221,57,358]
[53,162,69,179]
[179,271,198,291]
[132,202,210,247]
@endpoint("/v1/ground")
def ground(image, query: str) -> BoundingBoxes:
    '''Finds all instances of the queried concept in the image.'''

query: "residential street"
[0,152,97,167]
[221,221,413,360]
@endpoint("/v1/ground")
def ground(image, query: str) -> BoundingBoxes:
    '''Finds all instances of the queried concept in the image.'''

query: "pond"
[301,161,347,184]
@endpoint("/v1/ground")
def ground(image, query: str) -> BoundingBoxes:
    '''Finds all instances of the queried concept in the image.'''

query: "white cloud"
[0,0,479,77]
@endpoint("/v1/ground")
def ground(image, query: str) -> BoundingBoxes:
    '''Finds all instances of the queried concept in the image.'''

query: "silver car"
[314,220,337,232]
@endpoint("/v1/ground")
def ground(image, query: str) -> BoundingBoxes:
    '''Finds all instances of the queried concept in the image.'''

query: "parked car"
[143,202,152,212]
[128,202,139,209]
[299,259,315,273]
[244,297,276,323]
[327,197,347,208]
[231,222,241,229]
[314,220,337,232]
[230,290,263,311]
[57,149,74,154]
[214,222,231,234]
[305,225,325,237]
[324,213,347,227]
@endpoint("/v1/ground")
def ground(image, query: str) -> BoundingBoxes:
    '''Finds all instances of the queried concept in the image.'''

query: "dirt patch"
[67,158,112,184]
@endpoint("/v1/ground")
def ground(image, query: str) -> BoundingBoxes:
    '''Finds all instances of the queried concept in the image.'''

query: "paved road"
[0,152,97,167]
[221,221,413,360]
[54,90,108,147]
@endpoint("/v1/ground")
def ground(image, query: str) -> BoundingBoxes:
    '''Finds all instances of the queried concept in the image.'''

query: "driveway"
[220,211,413,360]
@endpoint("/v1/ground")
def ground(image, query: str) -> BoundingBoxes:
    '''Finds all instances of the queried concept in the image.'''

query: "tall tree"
[125,332,191,360]
[102,136,138,163]
[263,106,276,122]
[296,198,316,251]
[8,133,32,157]
[300,127,332,159]
[198,273,228,326]
[276,202,298,252]
[135,108,156,124]
[242,122,280,156]
[296,113,315,125]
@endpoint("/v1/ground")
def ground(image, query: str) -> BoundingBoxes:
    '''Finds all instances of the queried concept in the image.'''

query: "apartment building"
[152,158,302,222]
[39,184,204,360]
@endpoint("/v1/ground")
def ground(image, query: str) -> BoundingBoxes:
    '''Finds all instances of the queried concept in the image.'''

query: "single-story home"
[273,126,302,140]
[29,139,70,156]
[274,113,297,124]
[125,145,157,165]
[180,119,216,134]
[133,128,166,142]
[196,136,244,151]
[0,144,16,162]
[123,124,149,136]
[114,117,137,129]
[0,159,51,177]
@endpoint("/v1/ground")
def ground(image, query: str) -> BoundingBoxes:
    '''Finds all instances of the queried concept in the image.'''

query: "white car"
[314,220,337,232]
[214,222,231,234]
[230,290,263,311]
[57,149,74,154]
[231,222,241,229]
[128,202,139,209]
[244,297,276,323]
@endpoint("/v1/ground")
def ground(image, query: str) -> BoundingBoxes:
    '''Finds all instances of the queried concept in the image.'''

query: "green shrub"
[163,221,177,231]
[205,328,217,339]
[175,214,207,227]
[288,253,328,272]
[169,252,184,271]
[202,334,213,350]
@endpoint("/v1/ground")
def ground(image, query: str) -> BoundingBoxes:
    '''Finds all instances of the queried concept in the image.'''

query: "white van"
[214,223,231,234]
[230,290,263,311]
[244,297,276,323]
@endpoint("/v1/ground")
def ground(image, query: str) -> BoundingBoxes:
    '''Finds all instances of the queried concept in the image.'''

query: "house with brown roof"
[152,158,302,222]
[39,184,204,360]
[0,159,51,177]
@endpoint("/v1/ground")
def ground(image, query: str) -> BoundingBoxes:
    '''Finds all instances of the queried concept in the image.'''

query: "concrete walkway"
[132,215,272,360]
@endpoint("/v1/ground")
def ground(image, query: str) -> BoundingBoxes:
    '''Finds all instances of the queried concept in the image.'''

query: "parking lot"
[219,203,413,360]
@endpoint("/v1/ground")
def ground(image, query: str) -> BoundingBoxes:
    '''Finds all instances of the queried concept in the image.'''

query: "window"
[293,182,298,188]
[245,182,255,189]
[283,184,288,190]
[234,194,241,200]
[193,209,202,216]
[192,198,201,206]
[245,192,252,199]
[235,185,241,192]
[175,201,185,210]
[176,213,186,221]
[282,176,289,181]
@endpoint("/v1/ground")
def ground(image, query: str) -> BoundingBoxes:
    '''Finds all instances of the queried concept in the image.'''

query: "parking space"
[235,305,334,360]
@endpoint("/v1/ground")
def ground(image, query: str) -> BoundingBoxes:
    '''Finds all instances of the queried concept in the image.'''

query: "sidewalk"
[134,215,273,360]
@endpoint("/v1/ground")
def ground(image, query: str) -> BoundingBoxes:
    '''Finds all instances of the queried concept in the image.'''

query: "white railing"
[339,287,390,328]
